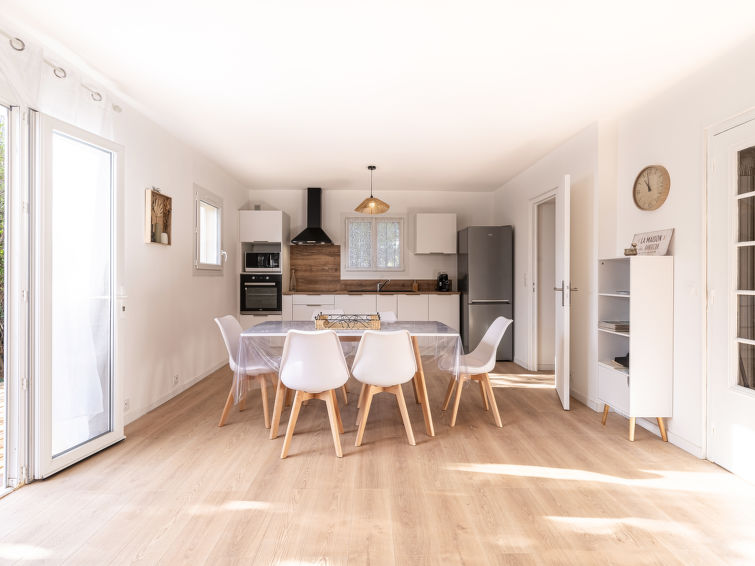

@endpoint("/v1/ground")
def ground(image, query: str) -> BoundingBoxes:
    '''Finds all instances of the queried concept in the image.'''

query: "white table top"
[242,320,460,338]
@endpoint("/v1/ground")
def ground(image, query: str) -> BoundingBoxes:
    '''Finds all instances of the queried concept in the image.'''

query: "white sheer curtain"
[0,30,115,137]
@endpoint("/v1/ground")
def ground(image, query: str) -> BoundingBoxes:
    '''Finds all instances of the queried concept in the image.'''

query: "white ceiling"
[4,1,755,192]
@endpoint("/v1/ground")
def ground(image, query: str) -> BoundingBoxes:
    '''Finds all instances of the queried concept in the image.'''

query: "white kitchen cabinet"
[291,294,335,320]
[239,210,289,243]
[597,256,673,442]
[282,295,293,321]
[397,294,429,321]
[239,314,282,330]
[415,213,457,254]
[334,294,377,314]
[376,294,398,317]
[428,294,459,331]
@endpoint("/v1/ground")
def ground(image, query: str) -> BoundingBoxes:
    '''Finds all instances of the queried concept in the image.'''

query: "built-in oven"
[244,251,281,273]
[240,273,282,314]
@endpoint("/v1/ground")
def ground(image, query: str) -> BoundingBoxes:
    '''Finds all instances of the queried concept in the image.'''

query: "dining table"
[234,320,462,438]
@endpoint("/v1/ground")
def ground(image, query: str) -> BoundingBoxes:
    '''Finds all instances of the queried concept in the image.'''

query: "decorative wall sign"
[145,187,172,245]
[631,229,674,255]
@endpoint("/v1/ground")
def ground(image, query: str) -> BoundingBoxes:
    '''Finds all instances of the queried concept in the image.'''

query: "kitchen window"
[345,216,404,271]
[194,184,225,271]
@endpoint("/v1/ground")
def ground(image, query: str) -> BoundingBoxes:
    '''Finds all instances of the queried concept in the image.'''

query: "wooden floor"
[1,364,754,565]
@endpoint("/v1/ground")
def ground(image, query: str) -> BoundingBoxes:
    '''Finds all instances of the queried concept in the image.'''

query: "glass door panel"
[737,146,755,392]
[50,132,112,456]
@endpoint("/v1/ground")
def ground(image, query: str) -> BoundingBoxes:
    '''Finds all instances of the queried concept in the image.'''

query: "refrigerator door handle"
[469,299,511,304]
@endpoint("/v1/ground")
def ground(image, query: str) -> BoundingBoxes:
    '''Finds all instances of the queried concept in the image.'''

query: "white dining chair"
[310,309,350,404]
[441,316,513,428]
[214,315,277,428]
[351,330,418,446]
[277,330,350,458]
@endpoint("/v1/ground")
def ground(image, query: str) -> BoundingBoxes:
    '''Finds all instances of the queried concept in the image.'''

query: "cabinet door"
[292,304,325,321]
[397,295,429,321]
[376,294,398,318]
[428,294,459,331]
[281,295,293,321]
[334,295,377,314]
[239,210,283,242]
[239,314,282,329]
[416,213,457,254]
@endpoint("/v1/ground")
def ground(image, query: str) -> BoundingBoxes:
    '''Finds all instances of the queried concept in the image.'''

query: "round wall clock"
[633,165,670,211]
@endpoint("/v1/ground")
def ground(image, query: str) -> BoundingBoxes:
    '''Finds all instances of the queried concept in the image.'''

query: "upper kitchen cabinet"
[415,213,457,254]
[239,210,289,243]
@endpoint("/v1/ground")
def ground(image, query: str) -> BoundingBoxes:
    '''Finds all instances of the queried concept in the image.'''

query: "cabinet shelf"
[599,292,631,298]
[598,327,630,337]
[598,361,629,375]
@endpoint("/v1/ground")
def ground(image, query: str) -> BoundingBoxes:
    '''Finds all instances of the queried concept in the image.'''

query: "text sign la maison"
[631,229,674,256]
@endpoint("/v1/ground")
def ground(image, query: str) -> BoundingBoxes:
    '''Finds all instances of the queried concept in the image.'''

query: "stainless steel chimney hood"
[291,187,333,245]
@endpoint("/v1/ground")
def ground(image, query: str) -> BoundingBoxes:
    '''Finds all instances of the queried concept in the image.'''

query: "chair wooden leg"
[482,373,502,428]
[441,377,456,411]
[479,379,489,411]
[259,375,271,429]
[629,417,636,442]
[331,389,344,434]
[270,378,287,439]
[281,391,304,459]
[412,374,421,404]
[218,383,235,427]
[239,391,247,412]
[395,384,416,446]
[285,387,294,407]
[340,384,349,405]
[601,404,610,426]
[657,417,668,442]
[324,390,343,458]
[356,383,369,426]
[450,375,465,427]
[355,386,376,447]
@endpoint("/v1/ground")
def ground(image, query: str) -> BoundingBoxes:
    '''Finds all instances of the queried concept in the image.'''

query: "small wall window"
[194,184,225,271]
[345,216,404,271]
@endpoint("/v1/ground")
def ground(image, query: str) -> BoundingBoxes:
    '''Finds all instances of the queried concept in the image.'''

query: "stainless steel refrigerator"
[457,226,513,360]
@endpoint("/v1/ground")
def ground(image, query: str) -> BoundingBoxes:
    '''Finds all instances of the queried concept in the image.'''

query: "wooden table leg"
[601,404,609,426]
[657,417,668,442]
[629,417,636,442]
[411,336,435,437]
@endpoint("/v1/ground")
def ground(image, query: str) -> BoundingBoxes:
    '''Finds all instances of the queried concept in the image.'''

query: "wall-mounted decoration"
[633,165,671,210]
[630,228,674,255]
[145,187,172,245]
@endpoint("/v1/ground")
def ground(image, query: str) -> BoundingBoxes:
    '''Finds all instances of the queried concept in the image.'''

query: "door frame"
[705,107,755,463]
[32,113,126,479]
[528,188,558,372]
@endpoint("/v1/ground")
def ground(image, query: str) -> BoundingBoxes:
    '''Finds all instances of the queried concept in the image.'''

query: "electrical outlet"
[124,398,130,412]
[172,373,180,386]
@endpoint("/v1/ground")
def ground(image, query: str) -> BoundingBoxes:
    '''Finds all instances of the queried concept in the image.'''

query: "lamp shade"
[355,164,389,214]
[354,196,390,214]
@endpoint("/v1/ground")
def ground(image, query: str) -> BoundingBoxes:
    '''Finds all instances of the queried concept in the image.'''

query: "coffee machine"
[436,272,451,292]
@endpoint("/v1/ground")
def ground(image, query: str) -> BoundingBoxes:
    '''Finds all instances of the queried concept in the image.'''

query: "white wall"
[493,124,600,407]
[115,108,247,423]
[612,34,755,456]
[247,189,496,284]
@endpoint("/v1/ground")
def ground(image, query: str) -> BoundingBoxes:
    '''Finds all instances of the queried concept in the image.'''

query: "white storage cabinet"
[597,256,673,442]
[428,294,460,331]
[239,210,288,243]
[291,294,336,320]
[397,294,429,321]
[334,294,378,314]
[415,213,457,254]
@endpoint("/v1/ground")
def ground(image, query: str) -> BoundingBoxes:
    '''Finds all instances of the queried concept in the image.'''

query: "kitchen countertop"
[283,291,460,295]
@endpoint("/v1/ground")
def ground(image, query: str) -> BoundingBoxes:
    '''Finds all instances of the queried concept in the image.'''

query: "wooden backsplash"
[288,245,441,292]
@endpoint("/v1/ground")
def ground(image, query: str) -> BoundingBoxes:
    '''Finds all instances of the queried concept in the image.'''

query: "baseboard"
[570,389,602,412]
[513,357,531,370]
[124,360,227,425]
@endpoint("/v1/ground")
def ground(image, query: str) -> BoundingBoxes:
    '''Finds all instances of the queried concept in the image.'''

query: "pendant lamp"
[354,165,390,214]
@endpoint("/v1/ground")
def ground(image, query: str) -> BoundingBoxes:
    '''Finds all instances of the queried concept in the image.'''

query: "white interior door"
[34,114,124,478]
[554,175,571,410]
[708,117,755,482]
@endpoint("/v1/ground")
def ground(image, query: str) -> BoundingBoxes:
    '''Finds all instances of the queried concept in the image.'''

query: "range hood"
[291,187,333,245]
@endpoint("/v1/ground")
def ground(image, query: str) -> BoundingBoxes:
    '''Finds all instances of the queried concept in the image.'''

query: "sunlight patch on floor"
[0,543,52,561]
[545,515,697,537]
[446,463,752,495]
[489,372,555,389]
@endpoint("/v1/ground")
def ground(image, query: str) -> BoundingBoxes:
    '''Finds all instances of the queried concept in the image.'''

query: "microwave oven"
[244,251,281,273]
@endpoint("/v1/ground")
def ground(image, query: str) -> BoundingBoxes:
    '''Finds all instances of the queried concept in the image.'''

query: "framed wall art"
[145,187,172,245]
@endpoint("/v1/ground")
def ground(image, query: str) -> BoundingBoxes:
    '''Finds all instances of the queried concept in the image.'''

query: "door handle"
[554,280,565,307]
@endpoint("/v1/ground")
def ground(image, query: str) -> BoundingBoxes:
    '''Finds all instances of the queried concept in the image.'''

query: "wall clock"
[633,165,670,211]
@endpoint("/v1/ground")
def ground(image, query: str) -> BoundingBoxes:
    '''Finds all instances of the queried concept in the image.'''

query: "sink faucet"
[377,279,391,292]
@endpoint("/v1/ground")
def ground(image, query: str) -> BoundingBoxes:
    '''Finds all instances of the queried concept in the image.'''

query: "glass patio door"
[34,114,124,478]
